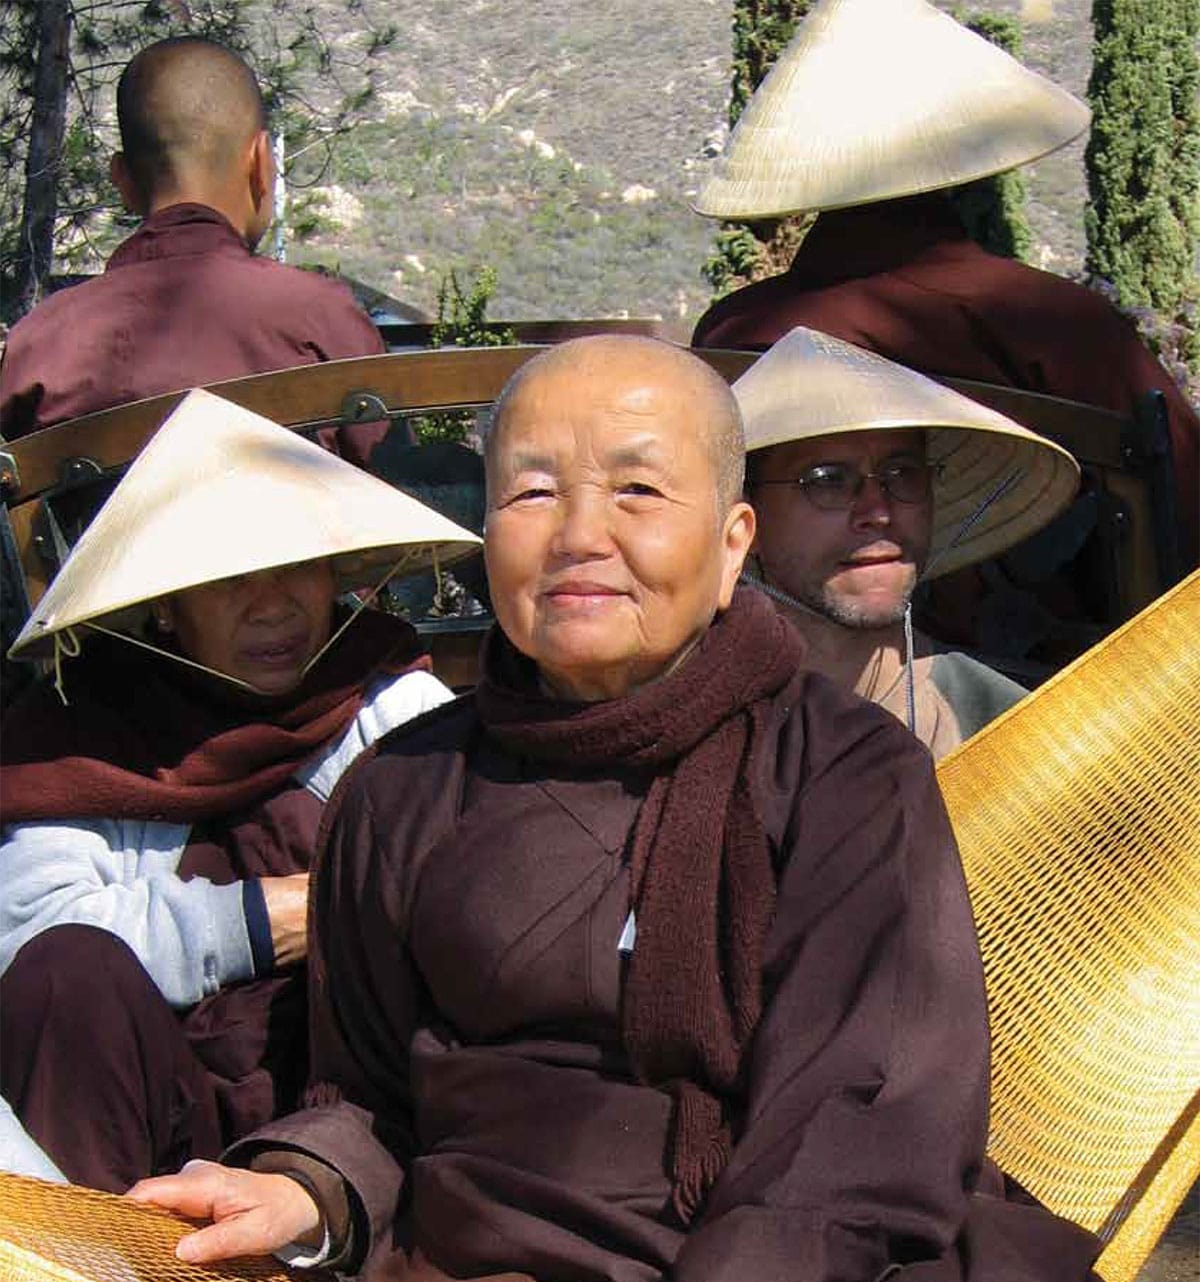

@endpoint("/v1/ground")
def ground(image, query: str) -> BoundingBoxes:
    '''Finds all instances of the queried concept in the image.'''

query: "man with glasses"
[736,327,1080,758]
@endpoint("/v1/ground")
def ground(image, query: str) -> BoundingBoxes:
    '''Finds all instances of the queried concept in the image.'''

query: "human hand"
[261,873,310,968]
[127,1159,321,1263]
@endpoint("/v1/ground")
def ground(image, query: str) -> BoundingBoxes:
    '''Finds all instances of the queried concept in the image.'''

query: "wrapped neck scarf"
[475,586,805,1221]
[1,608,428,825]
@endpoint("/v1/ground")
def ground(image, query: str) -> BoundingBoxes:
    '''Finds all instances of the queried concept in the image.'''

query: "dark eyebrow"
[806,449,925,469]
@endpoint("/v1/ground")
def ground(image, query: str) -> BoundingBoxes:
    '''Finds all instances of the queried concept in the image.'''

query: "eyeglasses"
[755,459,942,511]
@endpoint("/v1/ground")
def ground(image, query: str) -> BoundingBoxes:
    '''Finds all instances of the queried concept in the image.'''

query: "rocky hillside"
[286,0,1097,338]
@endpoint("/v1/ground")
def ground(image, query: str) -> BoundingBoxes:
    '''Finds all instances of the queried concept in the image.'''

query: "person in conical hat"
[691,0,1199,569]
[737,325,1080,758]
[0,389,480,1192]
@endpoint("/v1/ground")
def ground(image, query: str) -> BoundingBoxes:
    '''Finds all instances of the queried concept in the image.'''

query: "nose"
[848,473,893,529]
[552,487,614,562]
[244,569,298,623]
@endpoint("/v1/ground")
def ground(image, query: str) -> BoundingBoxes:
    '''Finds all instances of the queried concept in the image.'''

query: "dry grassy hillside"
[287,0,1097,335]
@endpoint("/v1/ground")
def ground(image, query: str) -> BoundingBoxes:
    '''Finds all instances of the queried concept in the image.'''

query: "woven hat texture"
[734,326,1079,577]
[0,1172,294,1281]
[694,0,1090,219]
[10,389,481,660]
[939,570,1200,1265]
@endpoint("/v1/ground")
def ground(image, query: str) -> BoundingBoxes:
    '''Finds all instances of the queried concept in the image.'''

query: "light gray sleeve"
[298,669,454,802]
[0,1094,65,1182]
[929,651,1027,743]
[0,817,254,1008]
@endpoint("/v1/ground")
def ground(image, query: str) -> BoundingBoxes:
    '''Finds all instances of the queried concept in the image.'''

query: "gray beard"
[797,581,913,631]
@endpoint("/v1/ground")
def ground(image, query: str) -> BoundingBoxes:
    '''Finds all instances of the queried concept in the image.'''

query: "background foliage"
[1,0,1196,375]
[1085,0,1200,371]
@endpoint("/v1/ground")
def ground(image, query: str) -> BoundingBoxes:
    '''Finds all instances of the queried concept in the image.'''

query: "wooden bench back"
[1,344,1181,686]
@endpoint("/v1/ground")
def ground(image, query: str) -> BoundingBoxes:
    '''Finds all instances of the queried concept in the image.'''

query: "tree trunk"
[14,0,71,318]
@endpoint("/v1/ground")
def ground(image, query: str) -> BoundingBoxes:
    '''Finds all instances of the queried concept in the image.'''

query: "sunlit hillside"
[284,0,1095,336]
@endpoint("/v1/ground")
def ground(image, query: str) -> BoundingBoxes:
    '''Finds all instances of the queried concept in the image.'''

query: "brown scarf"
[475,586,805,1221]
[1,608,429,824]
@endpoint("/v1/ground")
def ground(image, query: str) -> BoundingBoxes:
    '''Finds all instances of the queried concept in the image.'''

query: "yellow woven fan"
[0,1172,296,1282]
[938,569,1200,1282]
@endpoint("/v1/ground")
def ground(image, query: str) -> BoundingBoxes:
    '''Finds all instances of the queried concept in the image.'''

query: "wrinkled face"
[484,352,754,702]
[749,428,933,629]
[157,560,336,695]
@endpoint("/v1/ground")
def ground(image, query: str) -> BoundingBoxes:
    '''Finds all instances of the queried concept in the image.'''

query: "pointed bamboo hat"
[735,326,1080,577]
[694,0,1091,219]
[9,388,481,660]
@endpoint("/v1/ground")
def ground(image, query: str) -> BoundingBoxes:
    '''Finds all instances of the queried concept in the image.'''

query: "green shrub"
[1086,0,1199,368]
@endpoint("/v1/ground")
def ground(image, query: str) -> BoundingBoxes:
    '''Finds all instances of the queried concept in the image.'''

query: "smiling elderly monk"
[131,337,1101,1282]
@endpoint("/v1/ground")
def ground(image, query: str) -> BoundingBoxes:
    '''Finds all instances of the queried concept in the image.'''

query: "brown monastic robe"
[0,204,388,466]
[234,669,1099,1281]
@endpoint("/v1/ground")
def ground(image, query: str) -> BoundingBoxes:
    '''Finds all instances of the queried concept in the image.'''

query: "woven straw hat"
[694,0,1091,220]
[735,326,1080,578]
[9,388,481,660]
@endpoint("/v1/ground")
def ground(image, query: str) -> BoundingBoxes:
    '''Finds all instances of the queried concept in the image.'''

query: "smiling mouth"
[542,582,628,608]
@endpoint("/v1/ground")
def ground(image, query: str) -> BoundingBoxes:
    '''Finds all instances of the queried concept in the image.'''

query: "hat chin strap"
[294,548,421,678]
[743,467,1024,740]
[921,469,1021,580]
[51,628,83,706]
[56,551,420,705]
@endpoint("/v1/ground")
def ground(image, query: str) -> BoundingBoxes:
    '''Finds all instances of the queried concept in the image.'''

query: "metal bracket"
[0,450,18,501]
[339,391,389,426]
[58,456,104,491]
[31,500,70,576]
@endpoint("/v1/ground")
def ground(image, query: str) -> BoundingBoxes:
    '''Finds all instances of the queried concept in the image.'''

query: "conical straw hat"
[734,326,1079,578]
[694,0,1091,220]
[10,388,481,659]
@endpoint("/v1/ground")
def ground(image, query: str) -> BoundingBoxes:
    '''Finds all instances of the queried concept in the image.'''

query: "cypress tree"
[1085,0,1199,366]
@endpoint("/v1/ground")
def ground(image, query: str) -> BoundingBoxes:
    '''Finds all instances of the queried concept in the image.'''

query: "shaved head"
[489,336,746,512]
[116,37,267,203]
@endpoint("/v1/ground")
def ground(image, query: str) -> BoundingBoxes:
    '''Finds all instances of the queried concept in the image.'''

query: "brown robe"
[0,203,388,466]
[234,671,1099,1281]
[692,194,1200,567]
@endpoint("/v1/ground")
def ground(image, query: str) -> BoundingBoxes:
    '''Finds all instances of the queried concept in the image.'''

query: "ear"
[717,500,756,608]
[110,153,144,216]
[247,130,274,210]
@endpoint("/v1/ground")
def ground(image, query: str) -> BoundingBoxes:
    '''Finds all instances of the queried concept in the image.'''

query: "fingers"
[126,1159,227,1217]
[174,1205,299,1264]
[125,1161,320,1263]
